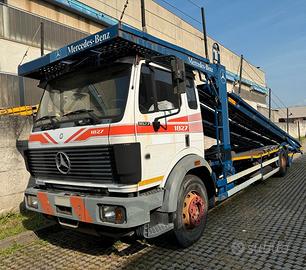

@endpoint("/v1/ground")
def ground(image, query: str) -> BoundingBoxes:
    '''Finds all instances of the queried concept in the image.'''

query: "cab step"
[143,223,174,239]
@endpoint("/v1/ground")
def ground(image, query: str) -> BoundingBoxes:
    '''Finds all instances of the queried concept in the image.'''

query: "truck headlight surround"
[99,205,126,224]
[27,195,38,209]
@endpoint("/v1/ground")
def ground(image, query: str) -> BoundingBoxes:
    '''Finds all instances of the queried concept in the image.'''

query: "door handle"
[185,134,190,147]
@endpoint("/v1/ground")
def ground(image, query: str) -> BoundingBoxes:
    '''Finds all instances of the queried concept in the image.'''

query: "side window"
[186,78,198,110]
[139,65,178,114]
[139,66,154,114]
[155,68,178,111]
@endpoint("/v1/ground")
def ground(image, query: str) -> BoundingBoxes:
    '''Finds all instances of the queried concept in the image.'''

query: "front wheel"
[173,174,208,248]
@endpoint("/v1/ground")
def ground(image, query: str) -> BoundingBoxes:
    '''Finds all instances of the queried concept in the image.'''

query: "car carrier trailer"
[19,23,301,247]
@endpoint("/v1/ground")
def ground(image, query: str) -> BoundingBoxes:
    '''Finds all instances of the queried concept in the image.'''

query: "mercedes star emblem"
[55,152,71,174]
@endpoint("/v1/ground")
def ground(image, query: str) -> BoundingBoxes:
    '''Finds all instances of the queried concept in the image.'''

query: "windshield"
[34,63,132,129]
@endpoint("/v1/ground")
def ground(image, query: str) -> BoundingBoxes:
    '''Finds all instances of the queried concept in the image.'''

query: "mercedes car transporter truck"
[19,23,301,247]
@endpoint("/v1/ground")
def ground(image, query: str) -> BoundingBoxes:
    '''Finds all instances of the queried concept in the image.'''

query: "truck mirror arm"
[152,78,182,132]
[152,105,181,132]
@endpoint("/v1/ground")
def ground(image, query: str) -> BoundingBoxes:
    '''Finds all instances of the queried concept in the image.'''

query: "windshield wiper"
[63,109,100,124]
[34,115,59,130]
[34,115,58,123]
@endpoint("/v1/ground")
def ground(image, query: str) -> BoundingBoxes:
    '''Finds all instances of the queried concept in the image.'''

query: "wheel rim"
[182,191,205,229]
[280,155,286,168]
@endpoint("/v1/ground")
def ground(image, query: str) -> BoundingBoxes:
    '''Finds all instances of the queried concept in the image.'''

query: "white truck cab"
[29,58,205,192]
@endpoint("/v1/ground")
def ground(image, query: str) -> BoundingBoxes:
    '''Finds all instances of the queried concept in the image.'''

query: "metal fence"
[23,76,43,106]
[0,73,20,108]
[0,72,42,108]
[0,4,88,52]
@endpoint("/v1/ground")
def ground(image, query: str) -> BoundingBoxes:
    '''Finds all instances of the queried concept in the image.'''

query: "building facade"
[0,0,268,109]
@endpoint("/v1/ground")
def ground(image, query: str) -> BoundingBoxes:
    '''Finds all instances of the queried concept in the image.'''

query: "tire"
[173,174,208,248]
[276,150,288,177]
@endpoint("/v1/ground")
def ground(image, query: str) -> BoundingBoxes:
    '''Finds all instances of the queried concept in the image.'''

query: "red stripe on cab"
[64,128,86,143]
[44,133,58,144]
[188,113,202,122]
[74,127,108,141]
[29,134,49,144]
[109,125,135,135]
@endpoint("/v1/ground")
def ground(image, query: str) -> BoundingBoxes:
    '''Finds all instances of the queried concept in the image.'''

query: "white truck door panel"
[135,62,188,188]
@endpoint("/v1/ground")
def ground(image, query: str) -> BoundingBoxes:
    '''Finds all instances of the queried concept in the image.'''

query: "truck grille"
[26,146,117,183]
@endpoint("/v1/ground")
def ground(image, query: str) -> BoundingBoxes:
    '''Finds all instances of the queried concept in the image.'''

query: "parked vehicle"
[19,24,301,247]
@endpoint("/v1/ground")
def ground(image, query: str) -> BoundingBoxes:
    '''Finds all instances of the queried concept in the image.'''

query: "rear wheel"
[173,175,208,248]
[276,150,288,177]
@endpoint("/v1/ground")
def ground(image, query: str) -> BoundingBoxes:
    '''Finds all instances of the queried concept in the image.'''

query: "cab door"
[135,61,188,189]
[185,76,204,152]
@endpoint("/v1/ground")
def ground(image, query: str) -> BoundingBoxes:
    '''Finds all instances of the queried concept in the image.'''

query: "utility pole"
[201,7,209,60]
[268,88,271,120]
[238,54,244,95]
[140,0,147,32]
[298,121,301,141]
[40,22,44,56]
[286,108,289,134]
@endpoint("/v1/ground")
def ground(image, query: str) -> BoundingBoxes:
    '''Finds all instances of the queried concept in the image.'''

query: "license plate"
[54,196,70,207]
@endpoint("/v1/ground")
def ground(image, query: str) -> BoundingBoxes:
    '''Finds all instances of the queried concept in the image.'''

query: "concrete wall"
[7,0,102,33]
[275,122,306,139]
[249,106,306,139]
[275,107,306,123]
[0,39,44,74]
[257,106,279,122]
[0,116,32,215]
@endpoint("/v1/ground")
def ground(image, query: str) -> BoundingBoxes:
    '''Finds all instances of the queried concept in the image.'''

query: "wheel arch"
[159,154,216,213]
[187,166,216,208]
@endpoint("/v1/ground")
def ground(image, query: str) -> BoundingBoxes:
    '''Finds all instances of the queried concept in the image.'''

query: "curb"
[0,222,58,250]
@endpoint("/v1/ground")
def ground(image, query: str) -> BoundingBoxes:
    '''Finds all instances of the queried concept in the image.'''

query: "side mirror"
[152,119,161,132]
[171,58,186,94]
[32,113,37,122]
[212,43,220,64]
[38,80,48,89]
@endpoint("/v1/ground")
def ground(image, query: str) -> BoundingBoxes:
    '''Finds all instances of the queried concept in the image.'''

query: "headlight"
[100,205,126,224]
[27,195,38,209]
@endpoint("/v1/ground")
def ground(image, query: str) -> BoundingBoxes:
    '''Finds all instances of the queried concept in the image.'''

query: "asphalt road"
[1,155,305,270]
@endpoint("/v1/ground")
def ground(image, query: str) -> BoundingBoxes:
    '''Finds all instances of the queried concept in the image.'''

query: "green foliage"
[0,211,47,240]
[0,242,24,257]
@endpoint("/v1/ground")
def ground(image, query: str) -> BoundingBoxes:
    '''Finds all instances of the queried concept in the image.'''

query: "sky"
[155,0,306,107]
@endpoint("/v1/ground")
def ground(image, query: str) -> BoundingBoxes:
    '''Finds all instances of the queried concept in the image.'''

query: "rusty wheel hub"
[280,155,286,167]
[182,191,205,229]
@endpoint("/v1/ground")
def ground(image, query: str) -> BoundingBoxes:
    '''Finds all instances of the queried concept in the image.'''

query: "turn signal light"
[100,205,126,224]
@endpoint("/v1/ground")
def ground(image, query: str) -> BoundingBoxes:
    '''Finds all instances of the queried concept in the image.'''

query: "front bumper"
[25,187,164,228]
